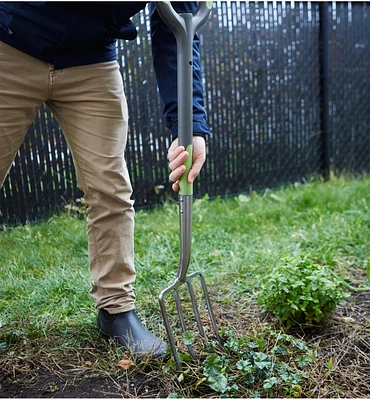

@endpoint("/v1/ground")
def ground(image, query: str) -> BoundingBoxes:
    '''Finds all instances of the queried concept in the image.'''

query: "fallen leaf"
[117,359,134,370]
[340,316,356,323]
[195,377,207,388]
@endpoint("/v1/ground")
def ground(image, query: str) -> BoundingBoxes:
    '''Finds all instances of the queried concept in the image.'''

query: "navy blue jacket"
[0,2,209,140]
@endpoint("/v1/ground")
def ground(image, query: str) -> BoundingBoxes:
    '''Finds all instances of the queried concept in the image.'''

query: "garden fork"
[156,1,221,370]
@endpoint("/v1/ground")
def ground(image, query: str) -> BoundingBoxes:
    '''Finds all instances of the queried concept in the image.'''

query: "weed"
[168,327,316,398]
[257,254,350,327]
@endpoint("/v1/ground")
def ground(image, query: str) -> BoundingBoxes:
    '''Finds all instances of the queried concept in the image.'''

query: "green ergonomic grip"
[178,144,193,195]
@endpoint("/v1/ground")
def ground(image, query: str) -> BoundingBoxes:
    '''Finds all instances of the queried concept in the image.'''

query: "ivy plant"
[199,329,315,397]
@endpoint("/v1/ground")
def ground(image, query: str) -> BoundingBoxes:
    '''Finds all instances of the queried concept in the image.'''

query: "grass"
[1,175,370,397]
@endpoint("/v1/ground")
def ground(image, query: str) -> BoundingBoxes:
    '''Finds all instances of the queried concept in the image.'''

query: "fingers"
[167,141,184,163]
[169,162,186,185]
[167,139,187,192]
[168,147,189,186]
[168,147,187,172]
[172,181,180,192]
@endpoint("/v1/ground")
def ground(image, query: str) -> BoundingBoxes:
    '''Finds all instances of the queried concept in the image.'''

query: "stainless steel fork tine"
[159,289,182,370]
[174,287,197,359]
[198,272,222,342]
[186,277,207,345]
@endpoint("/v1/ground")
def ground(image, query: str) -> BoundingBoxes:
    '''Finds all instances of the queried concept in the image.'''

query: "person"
[0,2,209,358]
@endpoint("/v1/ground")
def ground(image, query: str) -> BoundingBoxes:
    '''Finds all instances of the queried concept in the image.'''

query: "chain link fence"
[1,2,369,225]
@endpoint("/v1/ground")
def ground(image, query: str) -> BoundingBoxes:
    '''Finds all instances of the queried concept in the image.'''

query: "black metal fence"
[1,2,369,225]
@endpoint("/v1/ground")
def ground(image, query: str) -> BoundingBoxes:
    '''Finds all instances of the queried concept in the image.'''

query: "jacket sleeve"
[150,1,210,141]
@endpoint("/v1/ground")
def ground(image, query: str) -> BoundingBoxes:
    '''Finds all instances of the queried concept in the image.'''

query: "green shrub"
[258,255,349,327]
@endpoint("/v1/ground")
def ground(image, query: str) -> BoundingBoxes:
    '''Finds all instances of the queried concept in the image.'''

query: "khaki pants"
[0,41,136,313]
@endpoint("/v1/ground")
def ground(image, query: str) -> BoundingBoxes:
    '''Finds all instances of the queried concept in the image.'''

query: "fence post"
[319,2,331,180]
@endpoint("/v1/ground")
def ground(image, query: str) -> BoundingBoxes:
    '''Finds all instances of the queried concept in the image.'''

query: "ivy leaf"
[292,339,308,351]
[203,354,223,378]
[203,354,229,393]
[236,359,253,373]
[253,352,271,370]
[207,374,228,393]
[182,330,194,346]
[243,374,256,385]
[295,353,314,368]
[272,345,288,355]
[263,377,281,389]
[256,339,267,348]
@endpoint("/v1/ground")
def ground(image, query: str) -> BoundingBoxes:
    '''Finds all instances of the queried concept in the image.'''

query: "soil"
[1,374,123,398]
[0,370,166,398]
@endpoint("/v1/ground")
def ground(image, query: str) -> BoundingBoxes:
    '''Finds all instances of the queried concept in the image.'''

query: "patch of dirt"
[0,370,166,398]
[1,374,121,398]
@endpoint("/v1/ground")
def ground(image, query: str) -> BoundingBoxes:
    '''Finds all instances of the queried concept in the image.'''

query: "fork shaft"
[177,194,192,283]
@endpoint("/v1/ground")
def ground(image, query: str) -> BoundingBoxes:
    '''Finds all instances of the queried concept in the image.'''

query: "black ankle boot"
[97,309,168,358]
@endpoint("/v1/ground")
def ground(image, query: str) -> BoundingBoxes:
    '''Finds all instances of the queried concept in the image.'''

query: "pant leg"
[46,61,136,314]
[0,41,49,186]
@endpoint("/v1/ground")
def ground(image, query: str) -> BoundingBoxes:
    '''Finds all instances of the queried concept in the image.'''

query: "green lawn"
[1,175,369,397]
